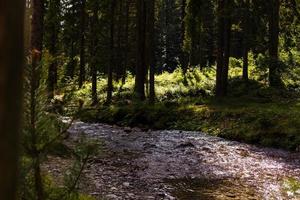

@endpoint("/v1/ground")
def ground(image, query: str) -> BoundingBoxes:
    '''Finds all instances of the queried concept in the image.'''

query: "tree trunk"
[221,0,232,96]
[0,1,25,199]
[47,0,60,99]
[180,0,188,73]
[91,60,98,105]
[79,0,86,88]
[216,0,231,97]
[91,6,98,105]
[107,0,116,104]
[216,0,225,97]
[31,0,44,53]
[25,0,33,56]
[242,0,250,82]
[146,0,155,103]
[269,0,281,87]
[66,0,76,80]
[116,0,123,80]
[123,0,130,84]
[243,47,249,81]
[135,0,146,100]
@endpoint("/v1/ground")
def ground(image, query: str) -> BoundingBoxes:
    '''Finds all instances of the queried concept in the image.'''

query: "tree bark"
[123,0,130,84]
[107,0,116,104]
[135,0,147,100]
[31,0,44,53]
[91,6,99,105]
[242,0,250,82]
[47,0,60,99]
[221,0,232,96]
[25,0,33,55]
[216,0,231,97]
[79,0,86,88]
[146,0,155,103]
[116,0,123,80]
[66,0,76,80]
[180,0,188,73]
[0,1,25,199]
[216,0,225,97]
[243,47,249,81]
[269,0,281,87]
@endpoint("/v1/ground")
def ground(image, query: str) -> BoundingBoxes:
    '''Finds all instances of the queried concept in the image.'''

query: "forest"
[1,0,300,199]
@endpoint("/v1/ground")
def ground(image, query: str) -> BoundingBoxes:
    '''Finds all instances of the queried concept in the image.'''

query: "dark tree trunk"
[31,0,44,53]
[123,0,130,84]
[216,0,225,97]
[25,0,32,55]
[0,1,25,199]
[116,0,123,80]
[146,0,155,103]
[243,47,249,81]
[107,0,116,104]
[91,6,99,105]
[91,62,97,105]
[221,1,232,96]
[269,0,281,87]
[242,0,250,81]
[165,0,172,70]
[79,0,86,88]
[135,0,146,100]
[180,0,188,73]
[47,46,57,99]
[66,0,76,80]
[216,0,231,97]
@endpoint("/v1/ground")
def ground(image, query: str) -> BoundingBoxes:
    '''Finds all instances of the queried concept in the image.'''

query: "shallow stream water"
[47,120,300,200]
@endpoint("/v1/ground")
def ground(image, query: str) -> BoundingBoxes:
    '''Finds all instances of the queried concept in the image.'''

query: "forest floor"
[45,120,300,200]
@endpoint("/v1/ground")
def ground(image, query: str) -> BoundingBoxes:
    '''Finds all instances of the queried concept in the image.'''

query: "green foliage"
[62,67,215,106]
[63,51,300,106]
[20,54,97,199]
[155,68,215,100]
[284,178,300,197]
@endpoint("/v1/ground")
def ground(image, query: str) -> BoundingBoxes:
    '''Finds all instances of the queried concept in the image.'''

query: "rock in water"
[176,142,195,149]
[123,182,130,187]
[124,128,132,133]
[106,194,118,199]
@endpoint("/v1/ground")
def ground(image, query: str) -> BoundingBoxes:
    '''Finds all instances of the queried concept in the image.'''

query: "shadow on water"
[166,178,259,200]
